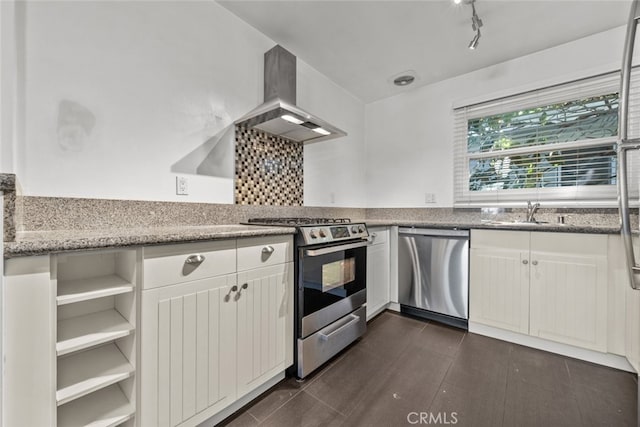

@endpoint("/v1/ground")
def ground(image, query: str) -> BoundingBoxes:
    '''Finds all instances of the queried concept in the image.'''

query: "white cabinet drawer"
[143,240,236,289]
[237,235,293,272]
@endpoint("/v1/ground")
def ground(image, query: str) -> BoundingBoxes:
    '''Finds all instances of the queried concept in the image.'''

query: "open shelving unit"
[55,250,137,427]
[57,275,134,306]
[57,343,135,405]
[57,310,134,356]
[57,384,135,427]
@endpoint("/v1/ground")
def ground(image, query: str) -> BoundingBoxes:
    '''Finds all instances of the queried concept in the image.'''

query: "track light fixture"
[468,32,480,50]
[456,0,483,50]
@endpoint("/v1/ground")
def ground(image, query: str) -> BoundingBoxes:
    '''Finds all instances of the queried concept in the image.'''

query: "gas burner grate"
[247,217,352,226]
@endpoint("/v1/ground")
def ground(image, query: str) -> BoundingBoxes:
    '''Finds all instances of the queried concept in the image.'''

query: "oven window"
[322,258,355,292]
[301,245,366,317]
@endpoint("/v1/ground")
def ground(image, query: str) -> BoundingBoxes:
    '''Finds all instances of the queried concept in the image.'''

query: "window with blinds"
[453,72,640,207]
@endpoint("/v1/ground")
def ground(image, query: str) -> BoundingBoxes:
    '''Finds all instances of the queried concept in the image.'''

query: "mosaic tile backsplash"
[235,126,303,206]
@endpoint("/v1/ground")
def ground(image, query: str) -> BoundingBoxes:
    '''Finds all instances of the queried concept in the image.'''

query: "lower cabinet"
[140,275,237,427]
[469,231,530,334]
[470,230,608,352]
[366,228,390,320]
[4,249,139,427]
[236,265,294,398]
[528,232,607,351]
[140,237,294,427]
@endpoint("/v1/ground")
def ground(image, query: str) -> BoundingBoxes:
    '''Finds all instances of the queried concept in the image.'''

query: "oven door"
[299,240,367,337]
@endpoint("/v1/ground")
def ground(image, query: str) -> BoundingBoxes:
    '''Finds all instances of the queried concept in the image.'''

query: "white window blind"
[453,72,640,207]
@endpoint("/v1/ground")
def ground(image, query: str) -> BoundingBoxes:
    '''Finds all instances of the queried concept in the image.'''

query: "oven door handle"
[304,241,368,257]
[319,313,361,341]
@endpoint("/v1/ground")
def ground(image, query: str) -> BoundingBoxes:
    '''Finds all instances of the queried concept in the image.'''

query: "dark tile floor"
[220,311,638,427]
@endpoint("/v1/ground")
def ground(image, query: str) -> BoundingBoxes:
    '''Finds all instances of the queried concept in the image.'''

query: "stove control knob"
[319,229,327,238]
[351,226,359,234]
[358,226,365,233]
[309,229,318,239]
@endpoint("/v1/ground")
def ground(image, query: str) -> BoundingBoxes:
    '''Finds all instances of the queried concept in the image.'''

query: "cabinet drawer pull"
[522,260,528,265]
[185,254,205,264]
[262,246,275,254]
[532,260,538,266]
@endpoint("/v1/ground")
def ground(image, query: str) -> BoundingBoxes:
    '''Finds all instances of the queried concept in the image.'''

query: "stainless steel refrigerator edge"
[397,228,469,329]
[618,0,640,421]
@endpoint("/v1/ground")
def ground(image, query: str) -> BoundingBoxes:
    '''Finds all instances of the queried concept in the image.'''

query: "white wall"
[364,26,629,208]
[1,1,18,175]
[299,60,366,207]
[1,0,365,206]
[6,0,622,209]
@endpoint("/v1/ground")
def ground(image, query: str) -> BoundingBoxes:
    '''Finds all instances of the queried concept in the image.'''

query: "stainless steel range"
[247,218,368,378]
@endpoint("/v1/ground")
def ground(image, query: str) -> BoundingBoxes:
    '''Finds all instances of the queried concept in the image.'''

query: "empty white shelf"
[57,384,134,427]
[57,275,134,306]
[57,343,134,406]
[57,310,134,356]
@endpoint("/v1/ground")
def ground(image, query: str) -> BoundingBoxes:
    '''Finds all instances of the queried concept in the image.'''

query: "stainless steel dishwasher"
[398,228,469,329]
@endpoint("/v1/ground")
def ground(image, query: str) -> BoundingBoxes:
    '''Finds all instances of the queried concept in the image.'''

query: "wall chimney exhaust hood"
[235,45,347,144]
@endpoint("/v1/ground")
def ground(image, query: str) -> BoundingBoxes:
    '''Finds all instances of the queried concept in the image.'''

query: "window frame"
[453,72,639,208]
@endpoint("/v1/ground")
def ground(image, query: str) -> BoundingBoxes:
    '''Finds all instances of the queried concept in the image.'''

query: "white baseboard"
[366,303,389,321]
[387,302,401,312]
[366,302,401,322]
[469,322,636,373]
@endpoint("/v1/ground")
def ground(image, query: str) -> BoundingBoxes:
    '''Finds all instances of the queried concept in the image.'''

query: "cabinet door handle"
[532,260,538,266]
[225,285,239,302]
[235,283,249,301]
[522,260,528,265]
[262,246,275,254]
[185,254,205,264]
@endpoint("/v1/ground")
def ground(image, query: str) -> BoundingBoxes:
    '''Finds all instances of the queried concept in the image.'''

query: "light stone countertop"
[3,217,625,258]
[4,224,297,258]
[365,220,621,234]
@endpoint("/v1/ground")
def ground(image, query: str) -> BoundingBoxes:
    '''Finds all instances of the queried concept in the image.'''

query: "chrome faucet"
[526,201,540,223]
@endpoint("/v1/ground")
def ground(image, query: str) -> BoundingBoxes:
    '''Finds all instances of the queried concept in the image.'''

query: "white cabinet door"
[236,263,294,398]
[529,233,608,352]
[529,252,607,351]
[367,229,390,320]
[469,246,530,334]
[140,275,237,427]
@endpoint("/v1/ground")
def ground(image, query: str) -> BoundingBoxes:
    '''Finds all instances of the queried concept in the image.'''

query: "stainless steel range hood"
[235,45,347,144]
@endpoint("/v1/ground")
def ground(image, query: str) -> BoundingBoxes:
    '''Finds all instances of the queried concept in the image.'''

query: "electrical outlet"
[425,193,436,204]
[176,176,188,195]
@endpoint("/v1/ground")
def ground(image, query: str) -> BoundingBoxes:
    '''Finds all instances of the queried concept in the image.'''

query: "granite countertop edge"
[364,220,621,234]
[0,173,16,193]
[4,225,297,258]
[4,219,625,258]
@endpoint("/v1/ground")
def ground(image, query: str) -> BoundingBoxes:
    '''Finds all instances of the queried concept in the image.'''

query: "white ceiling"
[218,0,630,103]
